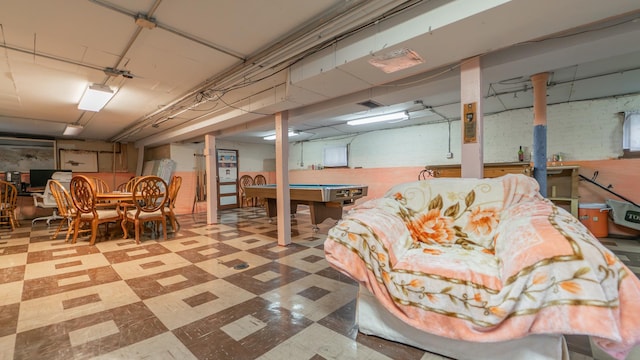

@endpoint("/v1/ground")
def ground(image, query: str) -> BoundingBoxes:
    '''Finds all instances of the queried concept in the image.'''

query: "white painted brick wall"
[288,94,640,169]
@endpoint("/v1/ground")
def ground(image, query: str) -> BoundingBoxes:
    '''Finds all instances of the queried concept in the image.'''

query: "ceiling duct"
[357,100,384,109]
[103,67,134,79]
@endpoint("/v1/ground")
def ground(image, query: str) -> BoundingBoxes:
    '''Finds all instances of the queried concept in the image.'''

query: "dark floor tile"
[224,261,311,295]
[14,302,167,360]
[101,243,172,264]
[173,296,313,360]
[175,242,243,263]
[0,264,25,284]
[125,264,217,300]
[22,266,122,301]
[246,241,308,260]
[0,303,20,337]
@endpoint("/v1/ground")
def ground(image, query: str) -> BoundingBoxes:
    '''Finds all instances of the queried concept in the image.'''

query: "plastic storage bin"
[578,203,609,237]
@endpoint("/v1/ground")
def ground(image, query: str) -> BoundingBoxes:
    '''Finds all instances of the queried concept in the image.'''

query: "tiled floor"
[0,206,638,360]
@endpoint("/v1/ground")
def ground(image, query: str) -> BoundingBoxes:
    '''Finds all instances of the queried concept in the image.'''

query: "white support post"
[275,111,291,246]
[204,134,218,224]
[460,56,484,178]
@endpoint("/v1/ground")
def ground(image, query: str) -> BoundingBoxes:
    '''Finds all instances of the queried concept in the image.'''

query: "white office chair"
[32,172,72,226]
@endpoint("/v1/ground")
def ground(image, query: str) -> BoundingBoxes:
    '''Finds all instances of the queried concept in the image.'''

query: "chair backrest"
[70,175,97,215]
[132,176,168,213]
[0,180,18,208]
[253,174,267,185]
[125,176,142,192]
[49,179,75,218]
[239,175,254,192]
[167,175,183,208]
[92,177,110,194]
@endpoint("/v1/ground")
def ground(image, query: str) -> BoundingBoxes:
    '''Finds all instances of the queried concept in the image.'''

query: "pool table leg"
[308,201,343,232]
[264,199,298,223]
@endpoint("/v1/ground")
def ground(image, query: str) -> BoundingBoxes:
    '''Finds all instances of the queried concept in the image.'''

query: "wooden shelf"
[427,162,532,178]
[544,165,579,217]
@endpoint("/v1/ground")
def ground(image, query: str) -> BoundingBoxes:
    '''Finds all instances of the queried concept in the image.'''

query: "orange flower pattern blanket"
[324,174,640,359]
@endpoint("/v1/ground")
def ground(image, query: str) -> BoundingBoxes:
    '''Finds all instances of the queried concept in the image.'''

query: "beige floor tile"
[0,237,29,248]
[68,319,120,347]
[276,247,332,273]
[221,314,267,341]
[17,281,140,332]
[259,323,393,360]
[23,253,110,280]
[110,252,192,280]
[156,235,220,252]
[0,334,16,360]
[0,281,23,306]
[0,253,27,269]
[222,234,277,251]
[144,279,255,330]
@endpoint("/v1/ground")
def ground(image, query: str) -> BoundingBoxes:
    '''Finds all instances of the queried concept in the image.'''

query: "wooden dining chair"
[121,176,168,244]
[91,177,110,193]
[0,180,19,231]
[166,175,182,232]
[124,176,142,192]
[69,175,121,245]
[238,175,254,207]
[49,179,79,242]
[252,174,267,207]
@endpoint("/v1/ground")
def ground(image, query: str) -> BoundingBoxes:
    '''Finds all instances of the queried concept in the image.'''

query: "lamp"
[78,84,115,112]
[347,111,409,126]
[263,131,299,140]
[63,124,84,136]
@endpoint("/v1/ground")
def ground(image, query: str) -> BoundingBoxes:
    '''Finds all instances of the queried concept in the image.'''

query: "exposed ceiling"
[1,0,639,147]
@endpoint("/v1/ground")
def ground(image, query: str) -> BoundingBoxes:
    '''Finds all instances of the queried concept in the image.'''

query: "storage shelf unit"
[545,165,579,217]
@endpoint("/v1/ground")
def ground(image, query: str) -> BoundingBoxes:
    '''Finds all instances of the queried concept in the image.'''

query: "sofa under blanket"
[324,174,640,359]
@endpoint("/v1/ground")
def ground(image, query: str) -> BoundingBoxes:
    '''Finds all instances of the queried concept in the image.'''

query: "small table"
[244,184,368,230]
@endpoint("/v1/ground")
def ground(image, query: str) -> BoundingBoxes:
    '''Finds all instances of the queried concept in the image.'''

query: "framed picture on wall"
[59,149,99,172]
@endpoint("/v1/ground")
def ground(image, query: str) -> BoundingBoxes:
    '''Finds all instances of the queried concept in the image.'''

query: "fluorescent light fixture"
[263,131,299,140]
[63,124,84,136]
[347,111,409,126]
[78,84,115,112]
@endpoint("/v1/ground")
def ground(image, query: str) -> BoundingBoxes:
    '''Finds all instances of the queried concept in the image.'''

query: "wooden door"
[216,149,239,209]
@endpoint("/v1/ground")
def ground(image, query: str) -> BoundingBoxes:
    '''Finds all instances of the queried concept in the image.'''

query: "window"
[323,145,348,168]
[623,112,640,158]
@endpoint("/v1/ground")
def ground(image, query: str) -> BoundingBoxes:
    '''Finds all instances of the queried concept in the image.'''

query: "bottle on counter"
[518,146,524,162]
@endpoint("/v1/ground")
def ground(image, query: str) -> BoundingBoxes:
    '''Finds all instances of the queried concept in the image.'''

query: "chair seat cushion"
[125,209,164,220]
[80,209,120,220]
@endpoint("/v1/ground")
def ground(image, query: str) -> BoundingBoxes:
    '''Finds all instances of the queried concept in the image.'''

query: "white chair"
[32,172,72,225]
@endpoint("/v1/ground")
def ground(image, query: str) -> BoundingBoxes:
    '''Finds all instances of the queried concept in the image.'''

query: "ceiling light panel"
[78,84,116,112]
[347,111,409,126]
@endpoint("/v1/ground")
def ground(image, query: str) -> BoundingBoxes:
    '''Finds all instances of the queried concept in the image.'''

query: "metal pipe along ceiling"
[109,0,421,142]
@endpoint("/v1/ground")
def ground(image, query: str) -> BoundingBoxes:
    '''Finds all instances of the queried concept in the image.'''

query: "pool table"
[244,184,368,229]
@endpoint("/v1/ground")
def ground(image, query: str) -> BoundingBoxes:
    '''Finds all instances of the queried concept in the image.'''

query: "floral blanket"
[324,174,640,359]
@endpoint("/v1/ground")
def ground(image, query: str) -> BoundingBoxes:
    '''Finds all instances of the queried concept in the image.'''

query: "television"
[29,169,71,189]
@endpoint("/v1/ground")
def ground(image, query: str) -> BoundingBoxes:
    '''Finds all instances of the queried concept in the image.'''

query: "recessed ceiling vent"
[357,100,383,109]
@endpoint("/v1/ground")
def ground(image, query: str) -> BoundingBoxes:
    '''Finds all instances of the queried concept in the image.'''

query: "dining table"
[96,191,135,202]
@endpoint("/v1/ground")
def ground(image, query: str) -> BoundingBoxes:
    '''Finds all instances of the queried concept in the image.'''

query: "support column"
[531,72,549,197]
[460,56,483,178]
[204,134,218,224]
[135,146,144,176]
[275,111,291,246]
